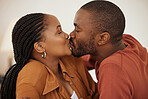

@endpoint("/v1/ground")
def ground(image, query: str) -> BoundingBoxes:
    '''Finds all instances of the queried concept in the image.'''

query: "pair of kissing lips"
[69,39,75,49]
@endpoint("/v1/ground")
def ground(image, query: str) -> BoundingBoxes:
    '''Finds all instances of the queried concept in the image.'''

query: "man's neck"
[93,40,126,65]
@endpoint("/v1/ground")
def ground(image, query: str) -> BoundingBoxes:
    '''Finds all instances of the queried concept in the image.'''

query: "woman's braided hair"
[1,13,47,99]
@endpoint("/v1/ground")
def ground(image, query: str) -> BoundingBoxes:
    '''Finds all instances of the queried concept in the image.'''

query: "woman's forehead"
[45,14,60,24]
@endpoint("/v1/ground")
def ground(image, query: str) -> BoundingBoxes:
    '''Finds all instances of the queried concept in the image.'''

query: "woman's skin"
[19,14,73,98]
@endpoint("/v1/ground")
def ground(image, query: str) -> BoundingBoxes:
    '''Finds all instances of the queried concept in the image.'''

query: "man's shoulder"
[101,52,122,67]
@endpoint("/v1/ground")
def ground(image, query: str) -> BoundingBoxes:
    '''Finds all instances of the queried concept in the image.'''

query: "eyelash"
[58,31,62,34]
[58,28,62,34]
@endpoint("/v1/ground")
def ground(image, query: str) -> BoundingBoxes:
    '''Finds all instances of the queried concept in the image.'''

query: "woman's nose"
[64,32,69,39]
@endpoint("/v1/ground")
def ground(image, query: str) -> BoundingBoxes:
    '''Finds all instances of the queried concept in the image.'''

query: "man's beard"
[70,34,96,57]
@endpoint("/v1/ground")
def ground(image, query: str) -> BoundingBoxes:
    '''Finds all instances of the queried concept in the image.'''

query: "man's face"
[70,9,96,57]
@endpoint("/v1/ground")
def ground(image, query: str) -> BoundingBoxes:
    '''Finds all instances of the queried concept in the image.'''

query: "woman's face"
[41,15,71,57]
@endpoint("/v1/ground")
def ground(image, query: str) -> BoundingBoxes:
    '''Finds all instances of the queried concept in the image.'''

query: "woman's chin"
[65,46,72,56]
[58,51,71,57]
[66,50,72,56]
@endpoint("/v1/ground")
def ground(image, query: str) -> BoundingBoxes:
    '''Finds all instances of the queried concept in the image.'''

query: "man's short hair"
[81,0,125,44]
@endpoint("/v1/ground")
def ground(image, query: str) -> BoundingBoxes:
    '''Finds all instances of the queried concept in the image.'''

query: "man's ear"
[96,32,110,46]
[34,42,45,53]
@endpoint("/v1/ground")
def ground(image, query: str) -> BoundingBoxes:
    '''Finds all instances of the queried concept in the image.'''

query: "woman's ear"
[96,32,110,46]
[34,42,45,53]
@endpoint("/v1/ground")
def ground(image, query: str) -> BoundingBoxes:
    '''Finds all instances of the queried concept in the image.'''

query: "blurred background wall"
[0,0,148,83]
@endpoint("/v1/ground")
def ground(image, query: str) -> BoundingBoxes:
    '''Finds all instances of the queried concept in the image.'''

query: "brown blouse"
[16,55,99,99]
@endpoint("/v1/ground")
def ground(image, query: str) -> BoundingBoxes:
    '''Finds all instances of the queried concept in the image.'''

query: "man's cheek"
[75,39,81,48]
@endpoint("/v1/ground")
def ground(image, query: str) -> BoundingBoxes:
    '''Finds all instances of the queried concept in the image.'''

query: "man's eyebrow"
[74,23,80,29]
[56,25,61,29]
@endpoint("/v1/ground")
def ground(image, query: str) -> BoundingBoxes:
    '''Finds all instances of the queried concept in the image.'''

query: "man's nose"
[70,32,76,39]
[63,32,69,39]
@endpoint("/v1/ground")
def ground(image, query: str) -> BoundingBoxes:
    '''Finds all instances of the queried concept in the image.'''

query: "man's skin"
[69,9,126,66]
[69,1,148,99]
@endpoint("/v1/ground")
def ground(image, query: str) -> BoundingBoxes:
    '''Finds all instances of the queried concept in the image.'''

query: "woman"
[1,13,98,99]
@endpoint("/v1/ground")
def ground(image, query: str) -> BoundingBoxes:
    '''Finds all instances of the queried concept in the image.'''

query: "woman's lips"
[69,41,74,50]
[68,43,72,50]
[67,40,72,51]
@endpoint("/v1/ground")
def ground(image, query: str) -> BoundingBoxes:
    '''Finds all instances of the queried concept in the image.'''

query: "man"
[69,0,148,99]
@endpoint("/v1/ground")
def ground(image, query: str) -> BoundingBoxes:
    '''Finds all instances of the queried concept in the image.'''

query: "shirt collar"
[42,58,74,95]
[59,59,75,78]
[42,66,60,95]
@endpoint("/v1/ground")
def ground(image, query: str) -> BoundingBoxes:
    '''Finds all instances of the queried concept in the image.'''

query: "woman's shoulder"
[17,59,48,86]
[20,59,48,75]
[16,59,50,97]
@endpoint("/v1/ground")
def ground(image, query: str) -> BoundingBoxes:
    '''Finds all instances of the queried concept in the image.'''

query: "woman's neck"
[43,56,60,75]
[32,50,62,75]
[33,54,60,75]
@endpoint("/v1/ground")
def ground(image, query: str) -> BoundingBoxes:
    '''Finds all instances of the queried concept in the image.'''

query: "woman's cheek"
[46,37,68,56]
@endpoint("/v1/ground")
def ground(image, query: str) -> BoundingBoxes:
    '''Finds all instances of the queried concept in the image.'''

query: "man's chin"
[72,54,81,57]
[71,50,87,57]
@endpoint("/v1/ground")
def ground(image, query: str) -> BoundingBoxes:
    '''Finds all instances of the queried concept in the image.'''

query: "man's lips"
[69,41,75,49]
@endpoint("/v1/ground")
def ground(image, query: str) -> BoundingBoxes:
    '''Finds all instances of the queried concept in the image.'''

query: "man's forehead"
[74,9,91,26]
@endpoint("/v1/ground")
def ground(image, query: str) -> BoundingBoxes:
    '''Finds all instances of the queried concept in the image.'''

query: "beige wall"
[0,0,148,81]
[0,0,148,49]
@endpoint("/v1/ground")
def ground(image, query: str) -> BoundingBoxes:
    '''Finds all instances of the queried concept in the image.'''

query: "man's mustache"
[69,38,75,48]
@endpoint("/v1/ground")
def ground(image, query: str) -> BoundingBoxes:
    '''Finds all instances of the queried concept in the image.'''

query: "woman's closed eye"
[57,26,63,34]
[58,31,62,34]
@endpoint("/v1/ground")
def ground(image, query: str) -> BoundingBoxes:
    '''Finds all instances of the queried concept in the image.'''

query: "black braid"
[13,16,43,60]
[1,13,47,99]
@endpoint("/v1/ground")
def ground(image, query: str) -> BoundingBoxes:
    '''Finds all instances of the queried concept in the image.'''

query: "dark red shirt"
[82,34,148,99]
